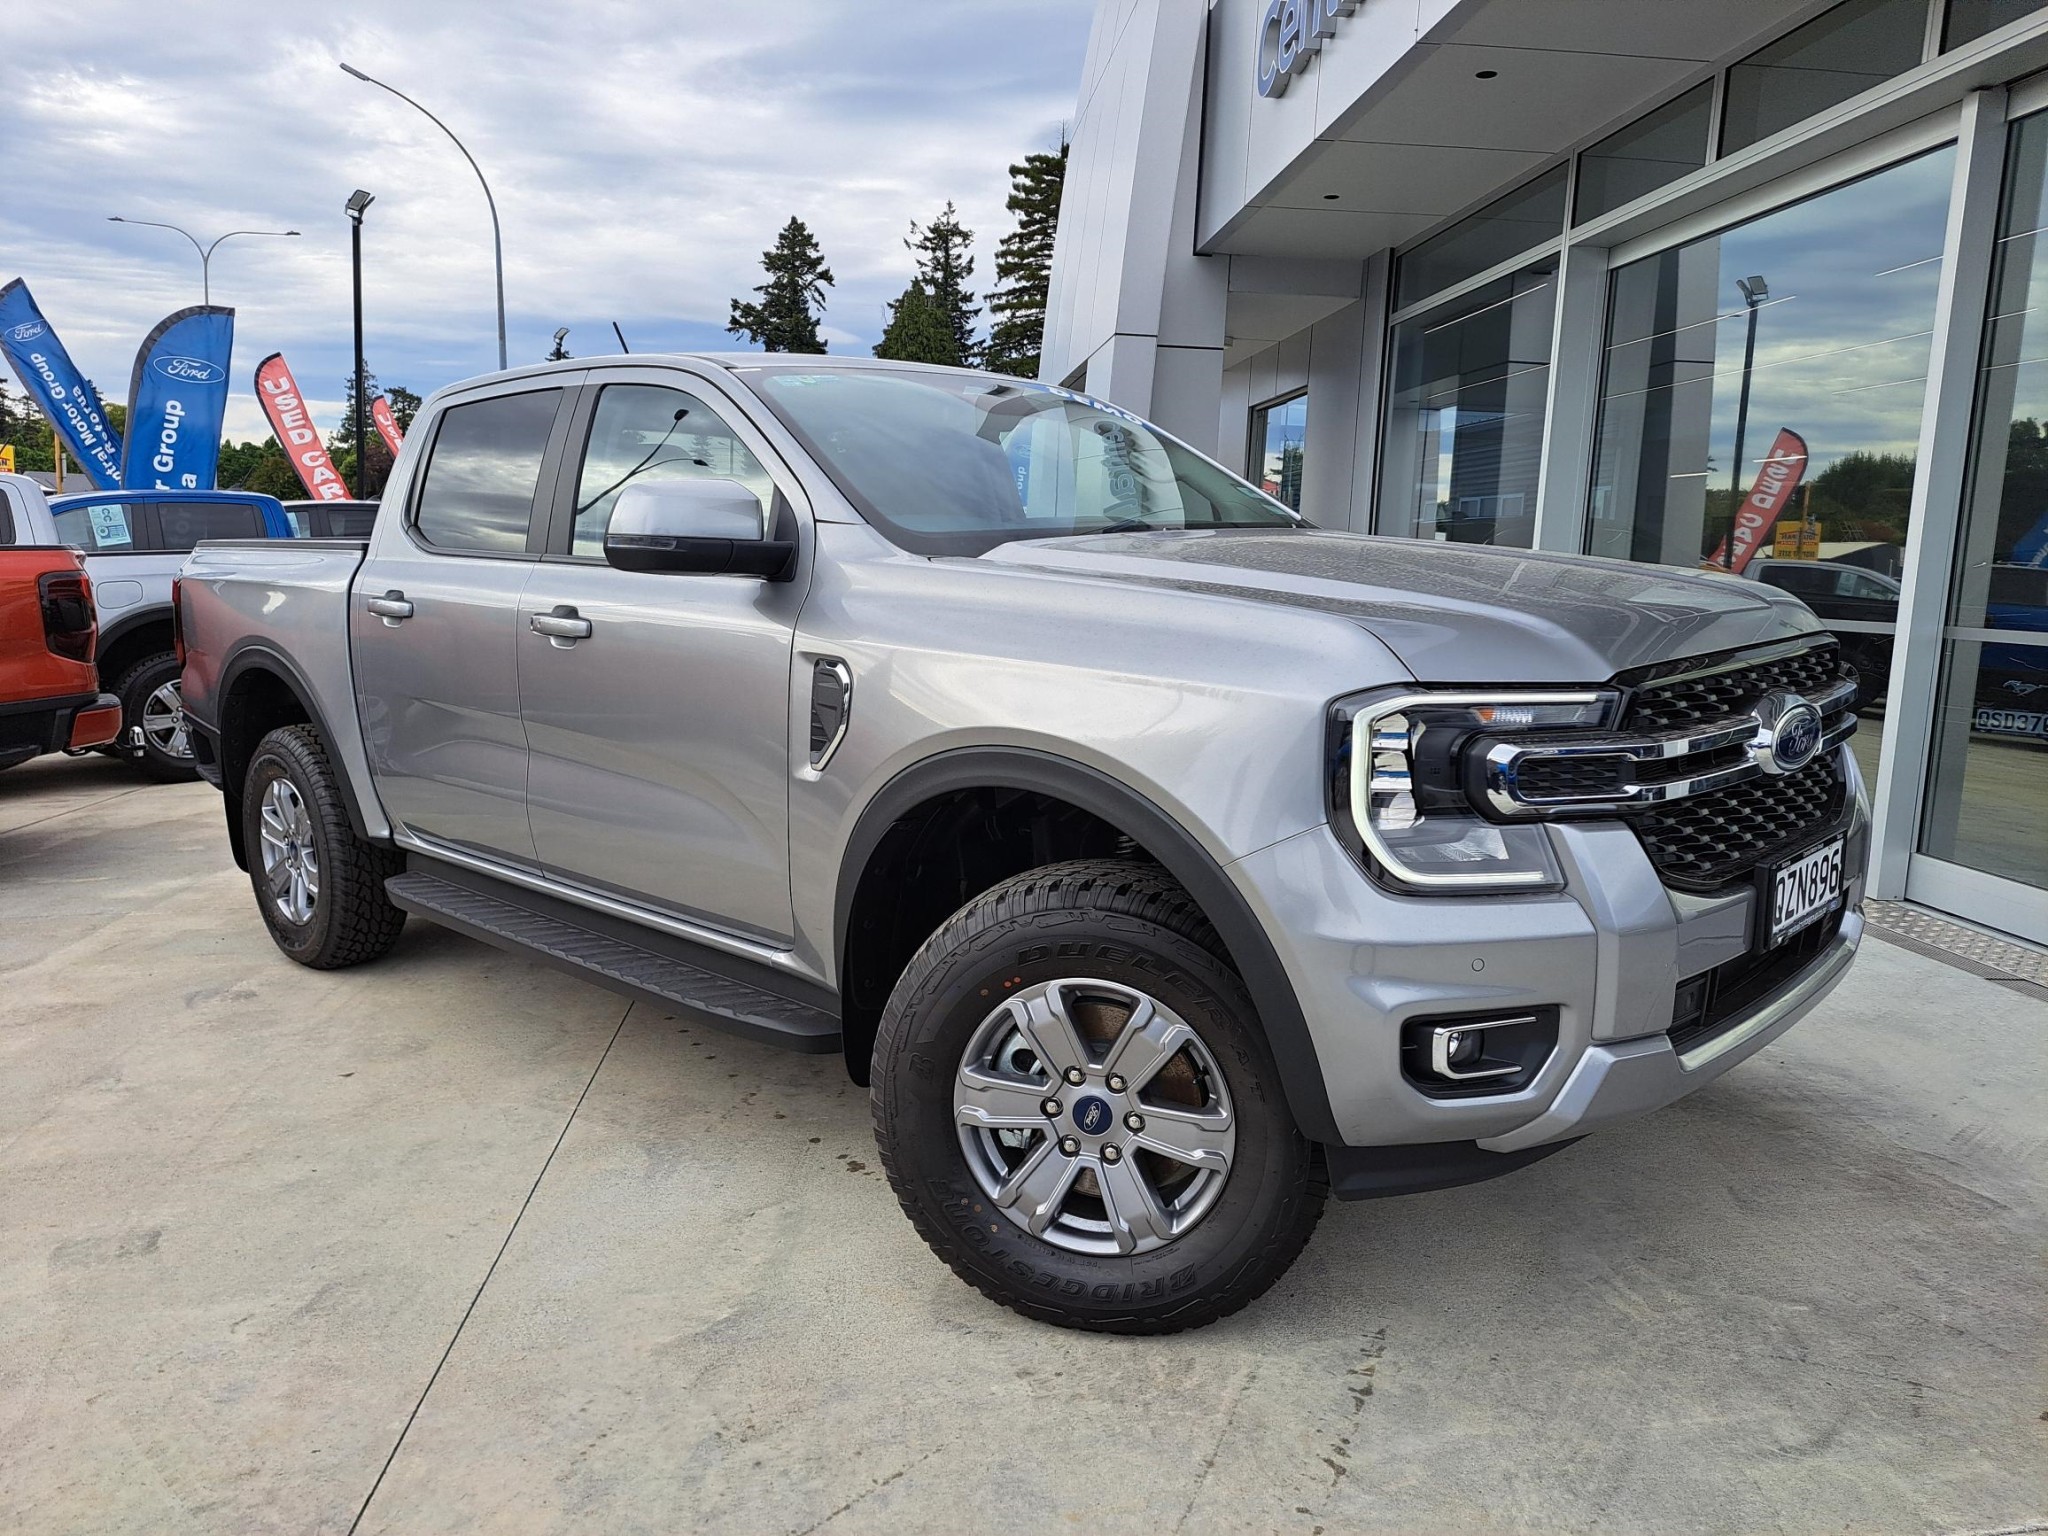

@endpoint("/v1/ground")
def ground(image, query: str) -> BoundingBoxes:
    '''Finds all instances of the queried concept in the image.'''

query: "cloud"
[0,0,1090,441]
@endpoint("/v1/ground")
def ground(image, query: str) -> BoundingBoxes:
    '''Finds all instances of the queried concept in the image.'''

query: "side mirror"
[603,478,795,579]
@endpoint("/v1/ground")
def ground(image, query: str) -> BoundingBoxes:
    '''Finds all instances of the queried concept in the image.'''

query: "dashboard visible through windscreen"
[744,367,1303,556]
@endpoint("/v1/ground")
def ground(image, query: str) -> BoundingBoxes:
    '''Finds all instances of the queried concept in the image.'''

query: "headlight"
[1329,689,1617,893]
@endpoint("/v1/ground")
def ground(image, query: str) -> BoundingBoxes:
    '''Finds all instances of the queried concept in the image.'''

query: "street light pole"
[1727,274,1770,569]
[339,62,507,371]
[347,190,375,500]
[107,217,301,305]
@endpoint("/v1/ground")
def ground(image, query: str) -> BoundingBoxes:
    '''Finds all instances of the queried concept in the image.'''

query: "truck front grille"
[1614,638,1857,892]
[1621,642,1850,733]
[1631,754,1847,889]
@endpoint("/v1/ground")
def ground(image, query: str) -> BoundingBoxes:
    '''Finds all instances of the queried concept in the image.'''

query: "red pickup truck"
[0,547,121,770]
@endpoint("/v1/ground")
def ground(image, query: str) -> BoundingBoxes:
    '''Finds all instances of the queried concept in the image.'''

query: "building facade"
[1044,0,2048,943]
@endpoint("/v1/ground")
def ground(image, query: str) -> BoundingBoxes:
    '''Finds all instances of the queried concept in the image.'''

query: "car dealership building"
[1044,0,2048,942]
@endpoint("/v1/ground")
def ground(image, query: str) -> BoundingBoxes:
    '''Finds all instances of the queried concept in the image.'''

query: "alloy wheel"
[953,978,1236,1257]
[141,679,192,761]
[257,777,320,925]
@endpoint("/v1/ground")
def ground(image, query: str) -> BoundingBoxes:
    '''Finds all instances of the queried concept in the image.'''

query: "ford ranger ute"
[176,357,1866,1333]
[0,544,119,770]
[1,473,293,780]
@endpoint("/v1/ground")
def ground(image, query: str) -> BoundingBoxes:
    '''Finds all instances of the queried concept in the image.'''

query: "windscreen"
[746,368,1303,555]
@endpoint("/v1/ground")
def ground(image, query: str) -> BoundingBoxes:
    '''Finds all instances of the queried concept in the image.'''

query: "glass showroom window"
[1382,263,1556,546]
[1945,0,2048,48]
[1575,82,1713,225]
[1919,109,2048,912]
[1586,147,1955,786]
[1249,393,1308,511]
[1720,0,1929,156]
[1395,166,1566,311]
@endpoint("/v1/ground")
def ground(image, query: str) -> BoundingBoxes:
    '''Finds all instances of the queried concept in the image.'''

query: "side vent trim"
[809,658,852,770]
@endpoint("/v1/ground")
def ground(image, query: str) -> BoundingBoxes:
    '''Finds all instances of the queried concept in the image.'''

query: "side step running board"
[386,870,840,1053]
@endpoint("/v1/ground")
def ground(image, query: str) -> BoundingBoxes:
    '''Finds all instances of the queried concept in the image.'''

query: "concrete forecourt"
[0,752,2042,1531]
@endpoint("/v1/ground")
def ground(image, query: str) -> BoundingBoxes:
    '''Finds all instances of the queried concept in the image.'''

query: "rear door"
[516,368,806,941]
[351,379,578,867]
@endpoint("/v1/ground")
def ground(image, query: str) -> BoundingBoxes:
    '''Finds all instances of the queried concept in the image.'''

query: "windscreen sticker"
[86,504,132,547]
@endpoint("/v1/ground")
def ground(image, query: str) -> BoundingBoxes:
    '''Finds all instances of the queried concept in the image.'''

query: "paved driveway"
[1,754,2041,1535]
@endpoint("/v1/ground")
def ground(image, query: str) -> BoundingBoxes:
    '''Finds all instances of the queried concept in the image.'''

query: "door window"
[413,390,563,554]
[153,501,262,550]
[54,502,138,551]
[569,383,775,558]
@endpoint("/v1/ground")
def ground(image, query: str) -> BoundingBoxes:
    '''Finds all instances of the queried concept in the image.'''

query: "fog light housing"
[1400,1007,1560,1098]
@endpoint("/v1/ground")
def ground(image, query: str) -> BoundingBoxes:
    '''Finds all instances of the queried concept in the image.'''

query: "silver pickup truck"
[178,355,1866,1333]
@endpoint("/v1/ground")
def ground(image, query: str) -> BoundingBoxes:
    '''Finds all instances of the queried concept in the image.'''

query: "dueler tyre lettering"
[872,859,1325,1334]
[241,724,406,969]
[115,652,199,782]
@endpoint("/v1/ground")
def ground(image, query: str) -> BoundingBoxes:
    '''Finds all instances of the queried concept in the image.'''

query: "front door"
[518,371,805,942]
[352,381,574,866]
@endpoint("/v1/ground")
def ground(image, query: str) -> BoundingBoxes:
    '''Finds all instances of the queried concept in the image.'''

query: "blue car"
[40,488,294,779]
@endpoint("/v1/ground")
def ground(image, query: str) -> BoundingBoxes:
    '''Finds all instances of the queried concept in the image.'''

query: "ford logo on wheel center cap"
[1750,691,1824,777]
[1071,1095,1113,1136]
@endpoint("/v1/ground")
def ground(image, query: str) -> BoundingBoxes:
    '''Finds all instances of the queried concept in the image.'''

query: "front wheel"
[242,724,406,969]
[873,860,1325,1334]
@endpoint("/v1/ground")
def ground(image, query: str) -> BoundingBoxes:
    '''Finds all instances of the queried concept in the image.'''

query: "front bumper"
[1231,747,1867,1158]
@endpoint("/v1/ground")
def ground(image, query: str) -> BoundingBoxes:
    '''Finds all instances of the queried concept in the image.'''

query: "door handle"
[530,606,594,647]
[366,590,414,625]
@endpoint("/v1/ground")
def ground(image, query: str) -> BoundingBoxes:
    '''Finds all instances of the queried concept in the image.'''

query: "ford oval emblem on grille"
[1750,691,1824,776]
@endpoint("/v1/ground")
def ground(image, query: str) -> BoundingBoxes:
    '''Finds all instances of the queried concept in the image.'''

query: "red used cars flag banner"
[1725,428,1809,575]
[254,352,348,501]
[371,395,403,457]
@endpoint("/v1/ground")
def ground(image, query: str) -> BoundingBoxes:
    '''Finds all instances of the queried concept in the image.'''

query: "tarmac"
[1,752,2042,1535]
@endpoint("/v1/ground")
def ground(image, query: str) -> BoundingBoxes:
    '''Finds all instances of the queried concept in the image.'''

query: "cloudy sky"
[0,0,1093,442]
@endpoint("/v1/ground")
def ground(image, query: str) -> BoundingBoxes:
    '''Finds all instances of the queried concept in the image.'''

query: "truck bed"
[177,539,384,833]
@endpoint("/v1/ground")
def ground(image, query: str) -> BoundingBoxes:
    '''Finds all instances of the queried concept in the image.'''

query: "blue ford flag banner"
[0,278,124,488]
[122,305,234,491]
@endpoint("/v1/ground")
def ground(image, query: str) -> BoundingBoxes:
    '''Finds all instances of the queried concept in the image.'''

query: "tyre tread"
[873,858,1326,1335]
[247,724,406,969]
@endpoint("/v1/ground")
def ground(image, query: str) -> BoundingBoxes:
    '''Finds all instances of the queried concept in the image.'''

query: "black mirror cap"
[604,534,796,580]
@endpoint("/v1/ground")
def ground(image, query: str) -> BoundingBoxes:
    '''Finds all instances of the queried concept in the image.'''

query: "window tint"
[54,502,138,552]
[1575,83,1713,224]
[154,501,262,550]
[1945,0,2048,48]
[322,505,379,538]
[1395,165,1567,310]
[1758,564,1835,595]
[1721,0,1927,156]
[0,492,14,545]
[413,390,562,554]
[571,384,774,558]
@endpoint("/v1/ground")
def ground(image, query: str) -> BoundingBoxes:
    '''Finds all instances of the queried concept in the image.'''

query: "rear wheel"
[114,653,198,782]
[242,724,406,969]
[873,860,1325,1334]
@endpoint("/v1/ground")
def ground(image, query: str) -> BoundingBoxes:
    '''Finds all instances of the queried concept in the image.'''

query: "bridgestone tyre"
[115,653,199,782]
[242,724,406,969]
[873,859,1326,1334]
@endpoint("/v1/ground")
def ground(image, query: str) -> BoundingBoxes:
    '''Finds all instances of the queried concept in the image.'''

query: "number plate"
[1766,835,1846,948]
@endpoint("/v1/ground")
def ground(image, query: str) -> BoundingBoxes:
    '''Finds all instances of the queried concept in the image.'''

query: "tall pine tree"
[984,141,1069,378]
[903,203,979,365]
[330,368,394,496]
[728,217,835,353]
[873,280,959,365]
